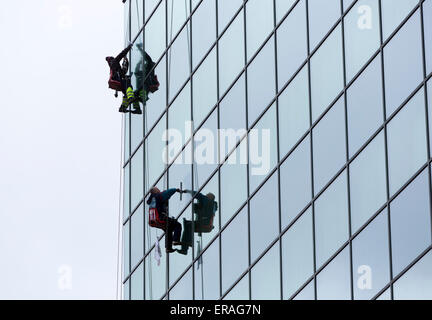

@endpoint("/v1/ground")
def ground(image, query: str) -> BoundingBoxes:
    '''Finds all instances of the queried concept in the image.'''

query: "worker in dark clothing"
[147,187,184,253]
[177,191,218,255]
[106,44,142,114]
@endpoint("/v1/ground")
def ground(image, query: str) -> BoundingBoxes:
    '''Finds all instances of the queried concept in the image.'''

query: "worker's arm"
[114,44,133,65]
[160,188,179,201]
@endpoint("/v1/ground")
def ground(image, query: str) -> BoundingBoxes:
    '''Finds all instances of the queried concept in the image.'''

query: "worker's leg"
[118,96,129,113]
[172,220,182,243]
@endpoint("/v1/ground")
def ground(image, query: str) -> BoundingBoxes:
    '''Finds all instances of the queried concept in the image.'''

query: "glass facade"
[121,0,432,300]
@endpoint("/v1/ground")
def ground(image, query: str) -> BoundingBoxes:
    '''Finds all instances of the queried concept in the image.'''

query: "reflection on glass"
[316,246,351,300]
[390,169,431,276]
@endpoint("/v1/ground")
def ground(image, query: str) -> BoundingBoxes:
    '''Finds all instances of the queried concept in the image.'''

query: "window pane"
[352,210,390,300]
[282,208,314,299]
[308,0,341,51]
[123,222,130,277]
[381,0,418,40]
[131,262,144,300]
[246,0,274,61]
[146,116,167,190]
[219,10,245,96]
[145,1,166,61]
[278,65,310,158]
[387,90,427,196]
[394,251,432,300]
[293,280,315,300]
[316,246,351,300]
[347,55,384,157]
[350,132,387,232]
[221,206,249,293]
[312,97,346,194]
[276,0,308,88]
[131,204,144,268]
[220,141,248,225]
[276,0,297,24]
[124,165,130,220]
[310,25,344,122]
[344,0,380,82]
[145,242,167,300]
[192,0,216,68]
[218,0,243,35]
[145,59,167,133]
[249,104,278,192]
[315,171,349,268]
[194,239,220,300]
[219,75,247,160]
[251,243,281,300]
[424,0,432,75]
[250,173,279,262]
[280,137,312,228]
[193,49,218,129]
[247,38,276,127]
[384,11,423,117]
[131,146,143,210]
[390,169,432,275]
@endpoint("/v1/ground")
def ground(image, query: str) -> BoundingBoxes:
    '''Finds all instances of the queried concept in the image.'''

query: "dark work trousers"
[165,217,182,250]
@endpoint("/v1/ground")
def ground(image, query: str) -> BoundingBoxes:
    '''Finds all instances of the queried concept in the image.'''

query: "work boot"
[119,97,129,113]
[139,89,149,103]
[130,101,142,114]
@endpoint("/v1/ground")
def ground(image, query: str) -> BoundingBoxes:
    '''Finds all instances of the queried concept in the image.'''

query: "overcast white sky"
[0,0,126,299]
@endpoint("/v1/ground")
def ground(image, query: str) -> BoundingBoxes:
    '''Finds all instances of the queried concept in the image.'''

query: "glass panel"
[390,169,432,275]
[282,208,314,299]
[394,251,432,300]
[169,268,193,300]
[131,262,144,300]
[352,210,390,300]
[131,204,144,268]
[276,0,307,88]
[424,0,432,75]
[219,75,247,161]
[347,55,384,157]
[249,104,278,192]
[124,165,130,220]
[308,0,341,51]
[146,116,167,190]
[246,0,274,61]
[376,287,391,300]
[315,171,349,268]
[387,90,427,196]
[219,10,245,96]
[344,0,380,82]
[145,0,166,61]
[350,132,387,233]
[312,97,346,194]
[194,110,218,190]
[194,239,220,300]
[280,137,312,228]
[218,0,243,35]
[168,0,191,41]
[123,222,130,277]
[124,279,130,300]
[251,243,281,300]
[145,239,167,300]
[220,140,248,225]
[384,10,423,117]
[250,173,279,262]
[221,206,248,293]
[145,0,160,20]
[168,24,191,102]
[192,0,216,68]
[145,58,167,134]
[247,38,276,127]
[293,280,315,300]
[131,146,143,210]
[429,80,432,153]
[310,24,344,122]
[193,48,218,129]
[316,246,351,300]
[381,0,418,40]
[343,0,356,12]
[278,65,310,158]
[223,274,249,300]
